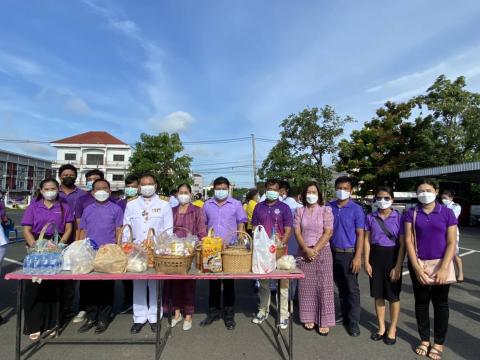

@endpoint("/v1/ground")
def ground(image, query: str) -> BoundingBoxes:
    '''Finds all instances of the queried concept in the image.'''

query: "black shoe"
[78,319,96,333]
[224,307,236,330]
[336,316,345,325]
[95,321,109,334]
[347,322,361,337]
[383,335,397,345]
[130,323,145,334]
[119,303,133,314]
[371,332,385,341]
[200,308,221,327]
[0,315,4,325]
[150,323,157,333]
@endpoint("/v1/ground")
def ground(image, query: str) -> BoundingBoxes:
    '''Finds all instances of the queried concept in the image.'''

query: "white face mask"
[214,189,229,200]
[376,199,392,209]
[306,194,318,205]
[178,194,191,205]
[336,189,350,201]
[417,192,436,205]
[441,199,452,206]
[140,185,156,197]
[94,190,110,202]
[42,190,58,201]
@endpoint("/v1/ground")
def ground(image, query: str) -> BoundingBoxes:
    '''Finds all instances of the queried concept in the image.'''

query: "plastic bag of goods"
[69,239,96,274]
[252,225,276,274]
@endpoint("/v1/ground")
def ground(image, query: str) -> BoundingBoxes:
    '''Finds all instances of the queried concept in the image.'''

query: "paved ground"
[1,211,479,360]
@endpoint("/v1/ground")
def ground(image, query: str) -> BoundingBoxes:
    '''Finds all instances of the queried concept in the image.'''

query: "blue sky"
[1,0,480,187]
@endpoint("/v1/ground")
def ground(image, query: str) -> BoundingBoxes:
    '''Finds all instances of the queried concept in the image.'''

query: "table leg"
[15,280,23,360]
[289,299,293,360]
[55,281,60,337]
[155,280,161,360]
[276,280,280,329]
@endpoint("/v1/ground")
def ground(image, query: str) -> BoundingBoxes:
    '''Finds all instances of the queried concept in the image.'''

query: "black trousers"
[60,280,76,315]
[122,280,133,305]
[408,263,450,345]
[23,281,59,334]
[82,280,114,323]
[333,252,360,324]
[208,279,235,310]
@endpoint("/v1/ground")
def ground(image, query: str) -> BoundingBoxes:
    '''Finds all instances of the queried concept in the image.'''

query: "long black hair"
[36,178,60,202]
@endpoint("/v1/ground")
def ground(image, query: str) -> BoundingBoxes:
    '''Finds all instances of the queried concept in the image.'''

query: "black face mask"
[61,177,76,187]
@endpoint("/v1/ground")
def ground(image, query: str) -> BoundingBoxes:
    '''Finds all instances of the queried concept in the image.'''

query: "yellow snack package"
[201,229,223,273]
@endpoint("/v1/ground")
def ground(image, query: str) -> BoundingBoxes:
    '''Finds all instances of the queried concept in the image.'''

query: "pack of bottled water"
[23,252,63,275]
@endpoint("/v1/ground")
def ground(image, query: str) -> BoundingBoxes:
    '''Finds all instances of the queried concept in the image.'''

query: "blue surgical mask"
[86,180,94,191]
[214,189,229,200]
[124,187,138,198]
[266,190,279,201]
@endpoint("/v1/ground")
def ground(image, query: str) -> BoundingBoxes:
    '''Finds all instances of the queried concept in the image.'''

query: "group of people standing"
[16,163,461,359]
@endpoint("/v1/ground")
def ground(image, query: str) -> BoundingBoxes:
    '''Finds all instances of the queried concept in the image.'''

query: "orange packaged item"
[201,229,223,273]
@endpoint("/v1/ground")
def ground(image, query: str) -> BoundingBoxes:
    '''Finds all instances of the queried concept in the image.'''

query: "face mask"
[280,194,287,201]
[417,192,436,205]
[441,199,452,206]
[124,187,138,198]
[214,189,229,200]
[336,190,350,200]
[86,180,94,191]
[266,190,280,201]
[140,185,156,197]
[178,194,191,204]
[43,190,58,201]
[376,199,392,209]
[61,177,76,187]
[94,190,109,202]
[306,194,318,204]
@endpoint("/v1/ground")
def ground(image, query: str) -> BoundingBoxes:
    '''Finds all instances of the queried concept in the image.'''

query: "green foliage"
[336,75,480,195]
[129,132,192,195]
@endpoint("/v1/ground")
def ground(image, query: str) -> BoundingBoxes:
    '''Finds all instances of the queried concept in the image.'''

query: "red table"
[5,269,304,360]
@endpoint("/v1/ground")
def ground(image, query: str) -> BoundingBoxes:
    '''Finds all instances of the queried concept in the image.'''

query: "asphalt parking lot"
[1,211,479,360]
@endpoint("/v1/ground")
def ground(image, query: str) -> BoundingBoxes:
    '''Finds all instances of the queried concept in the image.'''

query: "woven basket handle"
[117,224,133,245]
[225,230,253,251]
[38,222,60,244]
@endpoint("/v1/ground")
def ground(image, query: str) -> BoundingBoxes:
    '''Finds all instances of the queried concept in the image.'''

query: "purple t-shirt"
[203,197,247,244]
[365,210,403,247]
[329,199,366,249]
[21,200,74,236]
[59,186,87,218]
[404,203,457,260]
[251,200,293,237]
[79,201,123,247]
[75,192,115,219]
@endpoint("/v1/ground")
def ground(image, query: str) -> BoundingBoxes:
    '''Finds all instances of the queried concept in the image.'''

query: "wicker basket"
[153,254,194,274]
[222,231,253,273]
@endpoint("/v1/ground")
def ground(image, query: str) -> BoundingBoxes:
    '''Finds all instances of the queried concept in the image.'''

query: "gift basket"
[199,229,223,273]
[142,228,156,268]
[121,224,148,273]
[93,225,128,274]
[153,227,197,274]
[222,231,253,273]
[23,223,64,275]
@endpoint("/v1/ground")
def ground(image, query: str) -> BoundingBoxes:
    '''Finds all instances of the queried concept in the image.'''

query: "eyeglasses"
[375,197,391,201]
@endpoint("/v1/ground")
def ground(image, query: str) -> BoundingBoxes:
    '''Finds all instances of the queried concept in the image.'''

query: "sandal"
[304,323,315,331]
[428,346,443,360]
[29,332,41,341]
[318,327,330,336]
[415,343,430,357]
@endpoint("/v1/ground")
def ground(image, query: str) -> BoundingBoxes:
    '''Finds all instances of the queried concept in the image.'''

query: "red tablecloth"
[4,269,304,281]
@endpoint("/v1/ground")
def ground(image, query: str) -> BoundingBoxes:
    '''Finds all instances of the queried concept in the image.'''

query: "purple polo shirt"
[329,199,366,249]
[365,210,403,247]
[251,200,293,237]
[79,201,123,247]
[404,203,457,260]
[0,201,6,221]
[203,197,247,244]
[75,192,115,219]
[58,186,87,218]
[21,200,74,236]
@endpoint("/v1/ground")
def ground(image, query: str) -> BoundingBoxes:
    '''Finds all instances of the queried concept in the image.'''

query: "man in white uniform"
[124,174,173,334]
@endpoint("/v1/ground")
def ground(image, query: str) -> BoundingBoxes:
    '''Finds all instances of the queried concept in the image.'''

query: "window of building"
[65,153,76,161]
[112,174,124,181]
[113,154,125,162]
[86,154,104,165]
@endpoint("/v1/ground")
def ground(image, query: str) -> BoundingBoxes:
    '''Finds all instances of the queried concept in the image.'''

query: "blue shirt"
[79,201,123,248]
[329,199,365,249]
[203,197,247,244]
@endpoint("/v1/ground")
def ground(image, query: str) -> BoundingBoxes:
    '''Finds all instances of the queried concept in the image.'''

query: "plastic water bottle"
[23,254,32,274]
[41,254,49,275]
[46,254,55,275]
[32,254,41,275]
[55,254,63,274]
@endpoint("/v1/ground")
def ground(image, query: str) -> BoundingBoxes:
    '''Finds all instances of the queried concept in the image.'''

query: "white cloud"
[0,51,41,78]
[147,111,194,133]
[64,97,91,114]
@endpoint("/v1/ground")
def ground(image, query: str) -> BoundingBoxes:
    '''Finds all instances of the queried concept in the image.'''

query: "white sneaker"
[72,311,86,323]
[183,320,192,331]
[278,318,289,330]
[171,314,183,328]
[252,312,268,324]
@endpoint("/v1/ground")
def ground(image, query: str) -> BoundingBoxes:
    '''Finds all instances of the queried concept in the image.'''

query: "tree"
[129,132,192,194]
[280,106,354,192]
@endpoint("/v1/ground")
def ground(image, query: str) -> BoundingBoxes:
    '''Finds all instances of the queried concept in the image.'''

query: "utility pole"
[251,134,257,187]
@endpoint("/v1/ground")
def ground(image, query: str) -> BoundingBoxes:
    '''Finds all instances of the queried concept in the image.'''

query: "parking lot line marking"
[459,246,480,253]
[4,257,23,266]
